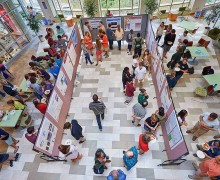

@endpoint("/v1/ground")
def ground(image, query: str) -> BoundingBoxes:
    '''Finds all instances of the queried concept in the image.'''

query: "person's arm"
[152,122,159,131]
[142,72,147,80]
[144,120,154,130]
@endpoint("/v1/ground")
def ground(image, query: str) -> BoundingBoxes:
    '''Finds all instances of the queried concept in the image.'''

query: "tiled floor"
[0,16,220,180]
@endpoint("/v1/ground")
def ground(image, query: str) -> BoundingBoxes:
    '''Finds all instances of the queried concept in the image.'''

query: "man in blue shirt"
[106,23,114,50]
[107,169,126,180]
[56,25,68,40]
[48,63,60,79]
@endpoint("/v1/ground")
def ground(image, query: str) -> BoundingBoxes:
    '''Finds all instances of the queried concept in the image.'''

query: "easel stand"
[39,153,67,162]
[158,158,187,166]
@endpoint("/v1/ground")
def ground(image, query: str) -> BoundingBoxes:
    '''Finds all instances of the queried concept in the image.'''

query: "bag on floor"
[202,66,214,75]
[188,67,194,74]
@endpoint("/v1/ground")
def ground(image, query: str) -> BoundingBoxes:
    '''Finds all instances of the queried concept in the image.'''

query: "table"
[18,78,40,93]
[203,73,220,91]
[38,51,48,56]
[0,110,23,127]
[178,21,196,31]
[186,46,210,65]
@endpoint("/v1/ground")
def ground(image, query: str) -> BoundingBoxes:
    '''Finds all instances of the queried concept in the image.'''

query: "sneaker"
[99,129,102,131]
[132,121,134,123]
[91,62,94,64]
[192,162,199,171]
[186,130,192,134]
[192,153,198,157]
[192,136,197,141]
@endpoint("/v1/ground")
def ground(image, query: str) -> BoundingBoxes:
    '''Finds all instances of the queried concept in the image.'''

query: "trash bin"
[38,35,44,42]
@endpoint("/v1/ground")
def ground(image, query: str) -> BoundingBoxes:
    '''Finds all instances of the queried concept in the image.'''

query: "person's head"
[127,78,133,83]
[208,113,218,121]
[92,94,98,102]
[40,81,46,88]
[30,6,33,10]
[98,29,103,34]
[133,54,138,59]
[171,29,176,35]
[108,23,111,28]
[24,74,30,80]
[49,42,54,47]
[142,134,151,144]
[96,38,101,49]
[56,25,60,30]
[151,113,158,122]
[158,107,165,116]
[126,150,134,158]
[63,122,71,129]
[168,24,172,29]
[117,25,120,31]
[27,6,30,9]
[137,33,141,37]
[123,67,129,74]
[81,39,84,44]
[140,88,146,94]
[183,30,188,36]
[110,170,119,179]
[49,63,54,69]
[95,150,104,159]
[7,100,14,106]
[101,31,106,35]
[85,22,89,26]
[176,46,182,54]
[57,54,61,59]
[170,70,176,79]
[85,31,91,37]
[183,39,188,45]
[130,29,134,34]
[57,35,62,40]
[29,62,35,67]
[107,10,111,14]
[142,101,148,108]
[27,126,35,134]
[0,79,7,85]
[31,55,36,61]
[178,109,188,119]
[30,76,37,84]
[182,58,188,64]
[58,144,70,154]
[144,49,150,55]
[33,99,40,107]
[99,21,103,26]
[160,22,164,26]
[139,62,144,69]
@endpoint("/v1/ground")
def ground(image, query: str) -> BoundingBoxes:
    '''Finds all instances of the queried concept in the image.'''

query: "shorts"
[0,154,9,163]
[96,50,102,57]
[4,136,13,146]
[163,45,171,53]
[103,47,109,52]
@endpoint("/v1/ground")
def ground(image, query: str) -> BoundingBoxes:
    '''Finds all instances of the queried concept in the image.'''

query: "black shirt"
[145,117,159,128]
[164,33,176,46]
[0,128,9,140]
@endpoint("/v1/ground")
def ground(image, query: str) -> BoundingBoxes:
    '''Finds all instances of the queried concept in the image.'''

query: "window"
[158,0,192,12]
[120,0,132,8]
[108,0,119,9]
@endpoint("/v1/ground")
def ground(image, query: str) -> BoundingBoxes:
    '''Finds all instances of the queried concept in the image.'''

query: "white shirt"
[179,34,188,43]
[83,25,91,36]
[30,9,36,16]
[133,59,138,67]
[65,145,79,160]
[157,26,164,36]
[115,28,124,41]
[201,112,219,130]
[135,66,146,80]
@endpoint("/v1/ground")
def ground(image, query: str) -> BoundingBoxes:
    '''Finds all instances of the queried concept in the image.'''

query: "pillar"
[37,0,57,22]
[189,0,206,13]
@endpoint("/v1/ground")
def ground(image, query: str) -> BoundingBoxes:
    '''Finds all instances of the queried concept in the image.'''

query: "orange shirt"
[138,134,149,152]
[102,35,108,48]
[199,158,220,177]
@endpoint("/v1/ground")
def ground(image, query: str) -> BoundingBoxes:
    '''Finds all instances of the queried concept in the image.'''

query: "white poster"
[106,17,121,31]
[56,69,68,96]
[88,18,102,29]
[156,61,166,92]
[62,53,74,80]
[35,117,58,154]
[67,43,77,66]
[160,85,172,112]
[153,55,159,73]
[124,16,142,31]
[47,90,63,121]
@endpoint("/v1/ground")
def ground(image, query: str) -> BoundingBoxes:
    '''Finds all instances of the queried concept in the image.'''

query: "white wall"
[37,0,56,20]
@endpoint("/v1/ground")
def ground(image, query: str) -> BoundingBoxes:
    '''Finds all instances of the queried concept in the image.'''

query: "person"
[93,149,111,174]
[101,31,109,58]
[214,134,220,139]
[59,48,65,58]
[126,29,134,55]
[0,153,19,167]
[142,49,152,73]
[25,126,38,144]
[155,107,166,123]
[55,55,62,68]
[56,25,68,40]
[107,169,126,180]
[0,128,19,153]
[35,67,51,81]
[99,21,106,33]
[138,88,149,104]
[0,79,23,101]
[31,55,50,62]
[144,113,159,132]
[7,99,25,110]
[194,139,220,159]
[155,22,165,44]
[29,61,45,70]
[29,76,42,100]
[134,62,147,88]
[38,81,53,97]
[45,33,57,46]
[33,99,47,114]
[178,109,188,126]
[98,29,104,39]
[122,67,132,92]
[134,33,144,56]
[89,94,106,131]
[0,90,5,98]
[84,31,93,56]
[180,39,188,57]
[132,54,139,76]
[124,78,135,105]
[165,24,172,35]
[57,35,68,50]
[81,39,94,65]
[24,74,31,89]
[106,23,114,50]
[63,120,86,144]
[48,43,58,57]
[29,6,36,18]
[186,112,219,141]
[106,10,113,17]
[188,155,220,179]
[138,133,155,155]
[166,70,177,90]
[46,28,55,37]
[58,144,82,162]
[163,29,176,59]
[48,63,60,79]
[115,25,124,50]
[169,46,183,69]
[178,30,189,44]
[175,58,189,81]
[83,22,92,36]
[0,63,14,79]
[132,102,148,126]
[94,38,102,66]
[123,146,138,171]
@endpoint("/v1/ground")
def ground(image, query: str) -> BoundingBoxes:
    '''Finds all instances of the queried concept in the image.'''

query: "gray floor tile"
[120,134,135,142]
[28,172,60,180]
[85,126,113,133]
[187,108,203,115]
[136,168,155,178]
[69,165,86,175]
[110,157,124,166]
[114,102,127,108]
[113,114,127,120]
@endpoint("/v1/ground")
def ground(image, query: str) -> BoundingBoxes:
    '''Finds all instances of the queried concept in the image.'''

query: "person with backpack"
[107,23,114,50]
[93,149,111,174]
[134,33,144,56]
[126,29,134,55]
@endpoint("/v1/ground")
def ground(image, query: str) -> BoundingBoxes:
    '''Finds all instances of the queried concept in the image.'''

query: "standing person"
[81,39,94,65]
[0,63,14,79]
[132,54,139,76]
[123,146,138,171]
[178,109,188,126]
[57,35,68,50]
[188,155,220,179]
[134,33,144,56]
[138,88,149,105]
[63,119,86,144]
[94,39,103,66]
[0,128,19,153]
[106,10,113,17]
[84,31,93,56]
[106,23,114,50]
[186,112,219,141]
[99,21,106,33]
[122,67,132,92]
[101,31,109,58]
[89,94,106,131]
[165,24,172,35]
[142,49,152,73]
[124,78,135,105]
[132,102,148,126]
[144,113,159,132]
[33,99,47,114]
[83,22,92,36]
[155,107,167,124]
[134,62,147,88]
[163,29,176,59]
[58,144,82,162]
[115,25,124,50]
[138,133,155,155]
[25,126,38,144]
[155,22,165,44]
[29,7,36,18]
[107,169,126,180]
[126,29,134,55]
[56,25,68,40]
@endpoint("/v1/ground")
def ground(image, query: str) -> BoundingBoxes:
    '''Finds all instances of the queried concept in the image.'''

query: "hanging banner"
[124,16,142,31]
[106,17,121,31]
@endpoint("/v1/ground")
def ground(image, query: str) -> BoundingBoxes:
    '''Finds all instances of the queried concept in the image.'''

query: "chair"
[198,38,210,48]
[157,10,168,21]
[187,41,193,46]
[189,27,199,35]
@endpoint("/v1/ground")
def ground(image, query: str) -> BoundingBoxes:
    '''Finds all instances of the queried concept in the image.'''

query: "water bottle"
[213,84,217,89]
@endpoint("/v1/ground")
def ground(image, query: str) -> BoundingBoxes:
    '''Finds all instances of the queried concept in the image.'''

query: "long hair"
[85,31,91,39]
[178,109,188,119]
[96,39,101,49]
[117,25,120,32]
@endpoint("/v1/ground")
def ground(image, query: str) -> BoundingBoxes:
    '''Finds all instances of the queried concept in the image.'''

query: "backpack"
[202,66,214,75]
[135,38,142,49]
[126,33,132,42]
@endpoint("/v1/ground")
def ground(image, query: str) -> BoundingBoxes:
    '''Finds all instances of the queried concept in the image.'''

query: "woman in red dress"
[84,31,93,56]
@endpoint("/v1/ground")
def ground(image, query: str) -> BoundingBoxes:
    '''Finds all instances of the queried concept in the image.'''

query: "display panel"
[124,16,142,31]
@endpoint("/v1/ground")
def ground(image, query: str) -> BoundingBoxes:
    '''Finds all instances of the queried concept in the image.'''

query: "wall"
[189,0,206,12]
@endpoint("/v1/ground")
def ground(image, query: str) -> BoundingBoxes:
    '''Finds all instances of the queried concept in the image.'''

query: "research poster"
[156,62,166,92]
[106,17,121,31]
[66,43,77,66]
[35,117,58,154]
[160,85,171,112]
[124,16,142,31]
[165,110,183,150]
[153,54,159,73]
[88,18,102,29]
[56,69,68,96]
[70,28,78,47]
[62,53,74,80]
[47,90,63,121]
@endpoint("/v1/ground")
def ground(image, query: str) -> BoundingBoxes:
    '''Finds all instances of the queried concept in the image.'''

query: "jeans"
[155,35,162,43]
[0,90,5,97]
[14,94,23,101]
[33,92,42,100]
[108,39,113,50]
[134,48,142,56]
[117,40,121,50]
[85,53,93,64]
[96,113,104,130]
[128,44,132,52]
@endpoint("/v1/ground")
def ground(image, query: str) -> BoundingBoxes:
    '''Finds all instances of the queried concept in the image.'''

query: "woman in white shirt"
[156,22,165,43]
[58,144,82,162]
[115,25,124,50]
[178,109,188,126]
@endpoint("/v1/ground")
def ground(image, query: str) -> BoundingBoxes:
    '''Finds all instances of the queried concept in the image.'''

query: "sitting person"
[138,88,149,104]
[33,99,47,114]
[107,169,126,180]
[57,35,68,50]
[6,100,28,117]
[31,55,50,62]
[39,81,53,97]
[132,102,148,126]
[56,25,68,40]
[123,146,138,171]
[58,144,82,162]
[25,126,38,144]
[55,55,62,67]
[29,61,44,70]
[178,30,189,44]
[138,133,155,155]
[178,109,188,126]
[48,63,60,79]
[144,113,159,132]
[45,33,57,47]
[29,76,42,100]
[166,71,177,90]
[35,67,51,81]
[169,46,182,69]
[48,43,58,57]
[175,58,189,81]
[180,39,188,57]
[0,153,19,167]
[155,107,167,124]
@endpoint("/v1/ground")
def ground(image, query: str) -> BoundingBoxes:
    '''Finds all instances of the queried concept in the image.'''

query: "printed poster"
[156,61,166,93]
[160,85,172,112]
[70,28,78,47]
[88,18,102,29]
[56,69,68,96]
[106,17,121,31]
[67,43,77,66]
[124,16,142,31]
[62,53,74,80]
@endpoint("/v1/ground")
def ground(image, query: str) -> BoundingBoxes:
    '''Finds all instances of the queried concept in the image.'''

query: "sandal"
[14,146,19,153]
[14,153,20,161]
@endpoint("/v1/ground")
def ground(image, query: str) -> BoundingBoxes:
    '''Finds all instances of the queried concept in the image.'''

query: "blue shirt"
[55,59,62,67]
[49,65,60,79]
[57,28,65,35]
[107,170,126,180]
[107,28,113,40]
[205,140,220,158]
[123,146,138,171]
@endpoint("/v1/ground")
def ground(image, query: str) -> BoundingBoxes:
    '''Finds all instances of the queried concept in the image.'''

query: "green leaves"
[84,0,98,17]
[144,0,158,15]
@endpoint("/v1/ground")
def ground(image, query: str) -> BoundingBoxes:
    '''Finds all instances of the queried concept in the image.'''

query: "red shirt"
[199,158,220,177]
[37,103,47,114]
[139,134,149,152]
[125,82,135,97]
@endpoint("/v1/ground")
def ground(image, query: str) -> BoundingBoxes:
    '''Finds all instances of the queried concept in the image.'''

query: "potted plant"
[144,0,158,18]
[84,0,98,17]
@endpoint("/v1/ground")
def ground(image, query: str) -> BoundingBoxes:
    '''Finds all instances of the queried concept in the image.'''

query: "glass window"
[133,8,139,15]
[108,0,119,9]
[171,4,183,10]
[16,35,28,47]
[159,6,171,12]
[120,9,133,15]
[0,50,12,63]
[30,0,40,8]
[160,0,172,6]
[101,0,107,9]
[110,10,119,16]
[172,0,183,4]
[7,42,21,57]
[120,0,132,8]
[133,0,139,7]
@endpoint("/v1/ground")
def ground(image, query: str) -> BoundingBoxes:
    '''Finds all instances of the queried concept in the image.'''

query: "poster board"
[56,69,68,96]
[88,18,102,29]
[106,17,121,31]
[62,53,74,80]
[124,16,142,31]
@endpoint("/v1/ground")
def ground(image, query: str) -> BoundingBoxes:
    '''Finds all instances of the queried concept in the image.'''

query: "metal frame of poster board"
[33,24,82,160]
[147,20,189,166]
